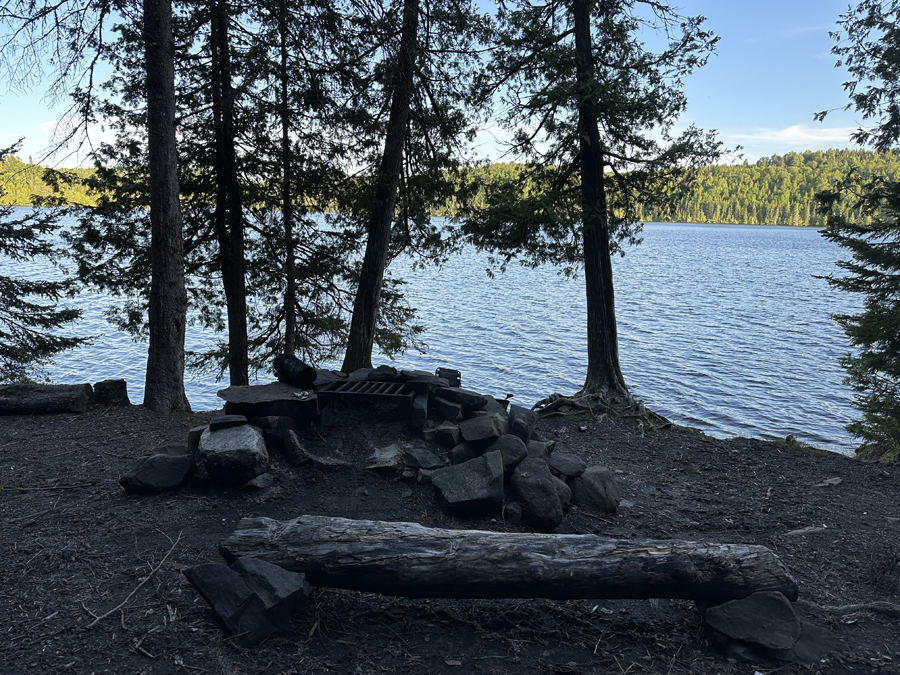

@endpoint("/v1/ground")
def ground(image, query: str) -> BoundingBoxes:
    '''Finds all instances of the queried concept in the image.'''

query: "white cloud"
[718,124,857,161]
[729,124,854,145]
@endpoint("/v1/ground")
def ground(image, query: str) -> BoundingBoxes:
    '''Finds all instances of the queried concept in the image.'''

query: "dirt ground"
[1,398,898,675]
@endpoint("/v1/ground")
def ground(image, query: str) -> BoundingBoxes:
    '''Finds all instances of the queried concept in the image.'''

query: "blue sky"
[0,0,866,166]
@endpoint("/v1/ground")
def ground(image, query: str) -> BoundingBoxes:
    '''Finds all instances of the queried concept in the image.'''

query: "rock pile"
[120,365,620,531]
[120,414,270,493]
[402,373,620,531]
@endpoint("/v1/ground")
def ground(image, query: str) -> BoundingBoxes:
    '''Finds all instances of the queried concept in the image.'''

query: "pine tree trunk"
[143,0,190,413]
[341,0,419,374]
[280,0,296,355]
[211,0,249,385]
[573,0,629,401]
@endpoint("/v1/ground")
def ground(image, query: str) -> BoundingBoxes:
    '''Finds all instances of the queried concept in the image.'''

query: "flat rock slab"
[704,591,800,650]
[209,414,249,431]
[184,558,311,647]
[217,382,318,420]
[436,387,488,410]
[459,414,509,442]
[431,451,504,516]
[0,383,94,414]
[119,443,195,494]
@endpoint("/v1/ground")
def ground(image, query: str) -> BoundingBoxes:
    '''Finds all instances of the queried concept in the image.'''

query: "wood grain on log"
[220,515,798,602]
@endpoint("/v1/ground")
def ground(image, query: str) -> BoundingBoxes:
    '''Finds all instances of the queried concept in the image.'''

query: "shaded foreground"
[1,403,898,674]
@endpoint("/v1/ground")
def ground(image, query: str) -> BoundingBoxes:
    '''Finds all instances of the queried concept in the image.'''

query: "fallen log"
[0,383,94,414]
[220,515,798,603]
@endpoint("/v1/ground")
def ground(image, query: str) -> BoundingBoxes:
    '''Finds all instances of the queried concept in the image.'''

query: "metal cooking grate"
[316,379,415,405]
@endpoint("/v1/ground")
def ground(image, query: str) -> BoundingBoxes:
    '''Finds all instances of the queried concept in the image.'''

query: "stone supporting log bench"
[219,514,798,603]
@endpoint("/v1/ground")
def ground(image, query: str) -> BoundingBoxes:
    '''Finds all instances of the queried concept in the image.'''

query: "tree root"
[531,392,672,432]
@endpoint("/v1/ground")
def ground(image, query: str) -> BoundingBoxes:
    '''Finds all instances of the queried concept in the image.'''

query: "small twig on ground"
[132,626,160,659]
[666,643,683,675]
[86,532,183,628]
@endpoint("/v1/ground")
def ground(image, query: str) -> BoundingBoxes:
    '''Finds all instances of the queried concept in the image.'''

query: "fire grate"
[315,379,415,412]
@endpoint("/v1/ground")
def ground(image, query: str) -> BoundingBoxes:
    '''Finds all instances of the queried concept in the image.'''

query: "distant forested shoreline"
[4,148,899,227]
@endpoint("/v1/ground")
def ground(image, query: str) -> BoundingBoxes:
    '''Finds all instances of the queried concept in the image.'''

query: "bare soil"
[1,401,898,675]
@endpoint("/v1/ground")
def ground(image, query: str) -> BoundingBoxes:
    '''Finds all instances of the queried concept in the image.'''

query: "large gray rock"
[119,443,195,494]
[548,452,587,479]
[93,379,130,406]
[459,414,509,442]
[569,466,620,513]
[511,457,564,531]
[508,404,538,442]
[229,557,312,629]
[704,591,801,651]
[184,558,311,647]
[431,451,504,516]
[486,434,528,471]
[197,425,269,485]
[436,387,488,410]
[401,371,450,394]
[183,563,277,647]
[403,446,444,470]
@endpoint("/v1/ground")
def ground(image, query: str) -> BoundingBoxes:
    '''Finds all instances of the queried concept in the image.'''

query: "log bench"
[220,515,798,602]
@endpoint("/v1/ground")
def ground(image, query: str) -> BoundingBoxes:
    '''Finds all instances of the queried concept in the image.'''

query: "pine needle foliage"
[0,144,88,382]
[817,0,900,459]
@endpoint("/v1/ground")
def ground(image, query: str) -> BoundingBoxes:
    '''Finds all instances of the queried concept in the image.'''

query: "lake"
[2,214,863,454]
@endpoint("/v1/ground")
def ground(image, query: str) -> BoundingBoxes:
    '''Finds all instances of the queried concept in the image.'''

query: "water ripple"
[1,214,862,453]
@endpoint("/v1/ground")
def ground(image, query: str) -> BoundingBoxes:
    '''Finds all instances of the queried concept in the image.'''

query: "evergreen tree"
[816,0,900,460]
[461,0,721,411]
[340,0,488,372]
[59,0,437,380]
[0,143,87,382]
